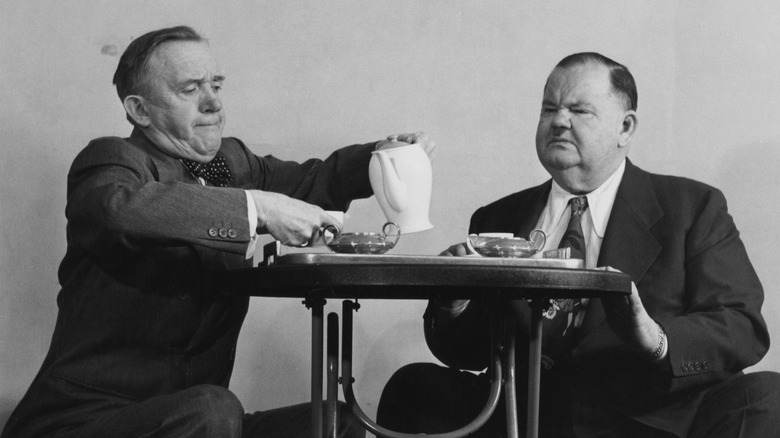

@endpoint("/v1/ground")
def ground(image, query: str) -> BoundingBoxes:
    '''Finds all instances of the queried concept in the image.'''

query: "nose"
[551,109,571,129]
[200,86,223,113]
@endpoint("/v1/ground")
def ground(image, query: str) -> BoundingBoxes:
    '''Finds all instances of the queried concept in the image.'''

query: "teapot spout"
[375,150,408,212]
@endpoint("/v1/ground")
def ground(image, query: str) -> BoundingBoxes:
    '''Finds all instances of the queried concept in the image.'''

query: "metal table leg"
[526,299,544,438]
[340,300,503,438]
[502,316,519,438]
[306,297,326,438]
[326,312,340,438]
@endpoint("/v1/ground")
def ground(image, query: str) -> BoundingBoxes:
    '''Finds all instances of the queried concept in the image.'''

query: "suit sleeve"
[65,138,254,262]
[66,136,376,265]
[655,187,768,391]
[227,137,375,212]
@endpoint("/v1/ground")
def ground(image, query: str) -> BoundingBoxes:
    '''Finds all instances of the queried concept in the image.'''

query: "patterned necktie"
[182,156,232,187]
[559,196,588,261]
[541,196,589,369]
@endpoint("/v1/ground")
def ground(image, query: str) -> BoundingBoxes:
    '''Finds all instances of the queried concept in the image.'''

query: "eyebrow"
[541,98,592,109]
[176,74,225,88]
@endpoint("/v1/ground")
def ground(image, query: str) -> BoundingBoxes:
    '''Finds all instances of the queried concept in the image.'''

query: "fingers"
[439,243,469,257]
[379,132,437,162]
[313,211,343,246]
[402,131,436,161]
[251,190,336,247]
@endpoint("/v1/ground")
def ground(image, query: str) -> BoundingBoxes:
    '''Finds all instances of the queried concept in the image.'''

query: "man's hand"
[598,266,664,361]
[377,132,437,162]
[249,190,341,247]
[440,242,469,257]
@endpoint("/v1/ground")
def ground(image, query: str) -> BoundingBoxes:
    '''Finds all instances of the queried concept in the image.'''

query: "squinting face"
[140,40,226,162]
[535,62,634,194]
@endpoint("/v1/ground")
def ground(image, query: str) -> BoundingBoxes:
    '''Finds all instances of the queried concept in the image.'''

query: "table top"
[218,253,632,300]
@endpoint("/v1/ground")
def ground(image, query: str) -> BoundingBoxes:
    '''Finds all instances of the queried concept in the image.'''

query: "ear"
[123,95,151,127]
[618,110,638,148]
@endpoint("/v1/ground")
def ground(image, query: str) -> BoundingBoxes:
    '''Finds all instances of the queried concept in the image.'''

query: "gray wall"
[2,0,779,430]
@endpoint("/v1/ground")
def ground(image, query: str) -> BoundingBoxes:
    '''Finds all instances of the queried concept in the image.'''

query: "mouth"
[195,123,222,131]
[196,118,222,128]
[546,136,576,147]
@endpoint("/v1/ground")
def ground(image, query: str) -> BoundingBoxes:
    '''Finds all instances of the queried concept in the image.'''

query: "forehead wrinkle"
[545,71,615,110]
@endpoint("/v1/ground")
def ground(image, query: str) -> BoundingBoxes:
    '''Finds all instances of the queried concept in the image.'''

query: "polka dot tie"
[182,156,233,187]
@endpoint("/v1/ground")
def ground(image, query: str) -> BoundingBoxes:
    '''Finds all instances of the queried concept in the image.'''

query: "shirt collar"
[549,159,626,238]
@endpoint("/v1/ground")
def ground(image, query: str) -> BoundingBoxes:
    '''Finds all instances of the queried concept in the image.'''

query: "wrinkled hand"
[377,132,437,162]
[598,266,662,361]
[249,190,341,247]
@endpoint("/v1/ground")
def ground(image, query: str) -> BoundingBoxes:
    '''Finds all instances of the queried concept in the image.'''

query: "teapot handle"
[528,229,546,251]
[321,224,341,245]
[382,222,401,246]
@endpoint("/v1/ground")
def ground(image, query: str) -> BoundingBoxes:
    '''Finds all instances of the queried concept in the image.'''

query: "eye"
[182,86,198,95]
[212,82,222,93]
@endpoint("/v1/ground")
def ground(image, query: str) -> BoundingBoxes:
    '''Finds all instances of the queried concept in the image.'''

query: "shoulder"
[629,163,728,211]
[469,181,551,233]
[218,137,263,181]
[71,135,151,172]
[220,137,252,157]
[474,181,551,215]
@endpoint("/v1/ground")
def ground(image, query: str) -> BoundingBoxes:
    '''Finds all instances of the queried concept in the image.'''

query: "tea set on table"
[289,135,550,260]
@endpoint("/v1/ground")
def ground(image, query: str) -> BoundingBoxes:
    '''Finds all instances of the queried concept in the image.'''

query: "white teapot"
[369,136,433,234]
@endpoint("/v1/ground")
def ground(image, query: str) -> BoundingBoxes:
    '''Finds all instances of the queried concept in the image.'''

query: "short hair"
[112,26,205,102]
[553,52,638,111]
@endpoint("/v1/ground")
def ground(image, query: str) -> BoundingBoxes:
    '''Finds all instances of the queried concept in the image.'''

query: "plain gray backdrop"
[2,1,779,434]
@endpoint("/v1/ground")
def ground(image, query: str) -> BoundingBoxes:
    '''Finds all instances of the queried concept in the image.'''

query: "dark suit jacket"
[425,160,768,436]
[3,129,375,437]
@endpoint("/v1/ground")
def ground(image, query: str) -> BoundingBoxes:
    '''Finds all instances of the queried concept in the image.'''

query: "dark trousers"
[377,363,780,438]
[69,385,365,438]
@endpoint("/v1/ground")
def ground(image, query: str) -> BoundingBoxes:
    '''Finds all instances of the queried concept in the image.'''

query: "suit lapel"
[507,181,551,238]
[469,181,551,238]
[578,160,664,336]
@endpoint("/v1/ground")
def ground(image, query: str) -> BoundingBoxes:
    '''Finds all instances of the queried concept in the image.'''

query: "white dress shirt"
[535,159,626,269]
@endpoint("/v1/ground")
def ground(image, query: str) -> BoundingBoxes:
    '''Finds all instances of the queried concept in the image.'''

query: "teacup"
[466,230,546,258]
[324,222,401,255]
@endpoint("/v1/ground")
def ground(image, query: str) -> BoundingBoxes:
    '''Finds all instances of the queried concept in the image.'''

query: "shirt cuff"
[245,190,258,259]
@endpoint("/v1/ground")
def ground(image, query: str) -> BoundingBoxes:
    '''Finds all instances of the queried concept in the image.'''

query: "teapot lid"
[378,135,412,150]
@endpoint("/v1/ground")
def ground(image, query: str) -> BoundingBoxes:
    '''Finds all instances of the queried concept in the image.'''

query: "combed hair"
[554,52,637,111]
[112,26,205,102]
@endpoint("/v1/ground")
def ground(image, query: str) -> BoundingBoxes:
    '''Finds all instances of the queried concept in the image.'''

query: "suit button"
[681,363,690,372]
[218,228,228,238]
[694,362,702,371]
[228,229,237,239]
[702,361,709,370]
[208,227,218,237]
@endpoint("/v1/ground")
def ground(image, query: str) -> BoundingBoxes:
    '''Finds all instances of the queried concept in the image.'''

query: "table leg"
[526,299,543,438]
[503,316,519,438]
[326,312,340,438]
[307,297,326,438]
[341,300,503,438]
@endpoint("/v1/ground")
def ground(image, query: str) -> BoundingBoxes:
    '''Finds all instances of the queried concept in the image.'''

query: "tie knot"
[182,156,232,187]
[569,196,588,217]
